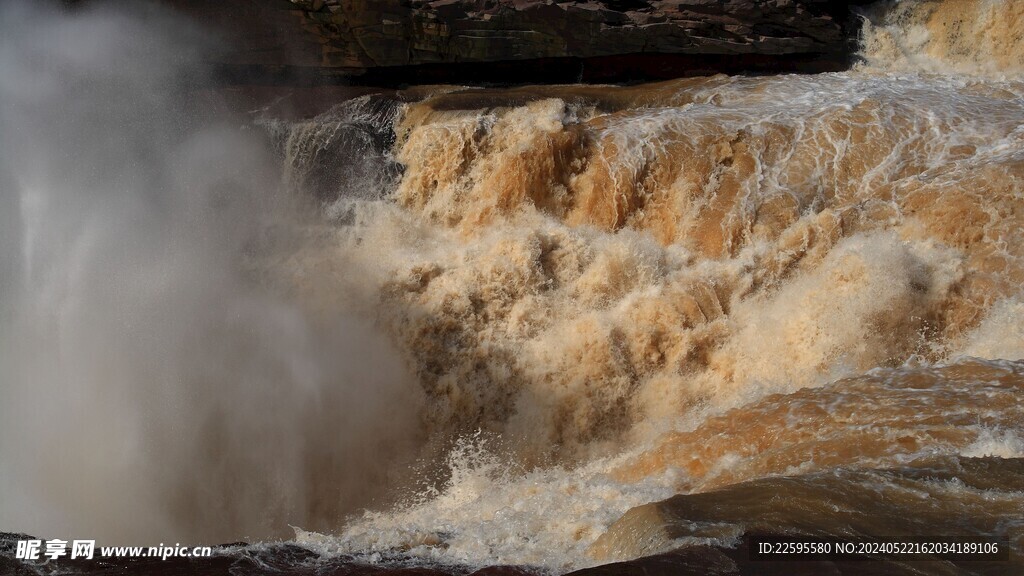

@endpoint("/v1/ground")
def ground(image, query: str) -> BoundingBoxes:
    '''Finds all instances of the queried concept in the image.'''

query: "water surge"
[2,0,1024,573]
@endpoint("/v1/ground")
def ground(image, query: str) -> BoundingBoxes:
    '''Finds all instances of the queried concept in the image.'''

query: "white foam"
[297,434,680,571]
[962,429,1024,458]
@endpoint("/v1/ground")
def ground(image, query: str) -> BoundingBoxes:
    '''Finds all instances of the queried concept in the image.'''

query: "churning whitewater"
[2,0,1023,573]
[277,0,1024,569]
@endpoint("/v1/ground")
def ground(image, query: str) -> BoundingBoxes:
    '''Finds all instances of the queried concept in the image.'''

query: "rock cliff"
[166,0,874,85]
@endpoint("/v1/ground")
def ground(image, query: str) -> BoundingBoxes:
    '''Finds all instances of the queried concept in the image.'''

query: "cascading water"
[2,0,1023,574]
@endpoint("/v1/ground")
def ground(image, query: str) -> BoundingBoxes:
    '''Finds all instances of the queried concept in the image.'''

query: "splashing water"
[285,0,1024,569]
[2,0,1024,573]
[0,1,424,546]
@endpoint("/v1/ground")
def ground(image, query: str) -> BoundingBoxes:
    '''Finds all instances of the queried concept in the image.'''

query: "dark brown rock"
[158,0,874,86]
[291,0,870,82]
[566,531,936,576]
[468,567,542,576]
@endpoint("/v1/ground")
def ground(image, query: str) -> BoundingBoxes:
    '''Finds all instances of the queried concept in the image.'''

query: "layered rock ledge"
[166,0,876,85]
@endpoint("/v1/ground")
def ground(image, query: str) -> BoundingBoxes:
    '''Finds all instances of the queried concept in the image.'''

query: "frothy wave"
[4,0,1024,571]
[858,0,1024,76]
[281,63,1024,569]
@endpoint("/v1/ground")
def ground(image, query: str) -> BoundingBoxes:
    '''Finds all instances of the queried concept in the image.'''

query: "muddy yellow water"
[265,1,1024,570]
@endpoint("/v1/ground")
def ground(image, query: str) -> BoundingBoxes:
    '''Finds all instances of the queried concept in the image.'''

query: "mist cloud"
[0,1,422,545]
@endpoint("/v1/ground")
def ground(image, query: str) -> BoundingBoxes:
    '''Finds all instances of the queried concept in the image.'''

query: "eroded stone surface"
[161,0,871,84]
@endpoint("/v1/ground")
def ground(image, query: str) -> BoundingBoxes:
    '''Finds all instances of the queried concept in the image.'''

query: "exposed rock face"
[161,0,872,85]
[283,0,870,83]
[292,1,856,65]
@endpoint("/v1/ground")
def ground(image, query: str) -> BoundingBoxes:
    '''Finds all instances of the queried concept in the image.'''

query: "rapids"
[2,0,1024,573]
[279,0,1024,570]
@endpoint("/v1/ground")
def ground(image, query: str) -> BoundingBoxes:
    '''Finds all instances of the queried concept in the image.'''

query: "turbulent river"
[1,0,1023,574]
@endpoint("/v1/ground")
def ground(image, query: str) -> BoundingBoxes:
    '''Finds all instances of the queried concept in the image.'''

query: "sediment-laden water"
[2,0,1023,574]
